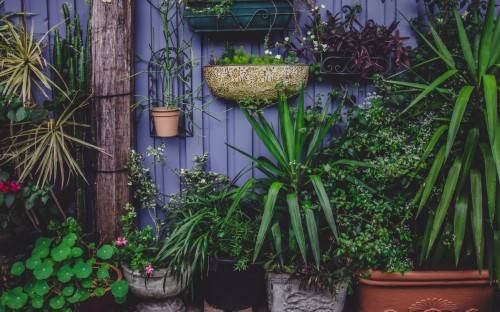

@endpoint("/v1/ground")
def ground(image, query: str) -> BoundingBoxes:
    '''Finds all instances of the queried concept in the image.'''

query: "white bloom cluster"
[264,49,272,55]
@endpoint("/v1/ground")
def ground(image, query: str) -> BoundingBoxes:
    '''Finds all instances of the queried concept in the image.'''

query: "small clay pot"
[151,107,180,137]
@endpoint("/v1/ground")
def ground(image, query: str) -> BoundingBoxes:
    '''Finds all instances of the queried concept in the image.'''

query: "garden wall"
[3,0,425,226]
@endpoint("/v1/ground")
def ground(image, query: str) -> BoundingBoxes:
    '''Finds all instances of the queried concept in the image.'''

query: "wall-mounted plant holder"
[185,0,293,32]
[319,53,392,78]
[148,48,194,138]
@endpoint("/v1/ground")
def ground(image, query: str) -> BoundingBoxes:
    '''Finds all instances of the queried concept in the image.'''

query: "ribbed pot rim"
[122,264,171,279]
[359,270,496,287]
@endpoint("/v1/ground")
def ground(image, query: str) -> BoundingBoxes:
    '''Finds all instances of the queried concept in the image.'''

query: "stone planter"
[266,273,348,312]
[185,0,293,32]
[203,64,309,101]
[356,270,496,311]
[122,265,186,299]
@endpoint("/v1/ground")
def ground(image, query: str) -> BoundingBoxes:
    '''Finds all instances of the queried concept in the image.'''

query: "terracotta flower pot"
[151,107,180,137]
[356,270,496,312]
[79,264,123,312]
[203,64,309,101]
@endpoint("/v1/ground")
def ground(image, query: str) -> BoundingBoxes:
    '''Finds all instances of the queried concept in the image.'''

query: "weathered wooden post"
[91,0,135,241]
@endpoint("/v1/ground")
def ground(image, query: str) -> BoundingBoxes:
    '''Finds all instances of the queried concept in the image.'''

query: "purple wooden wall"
[2,0,426,226]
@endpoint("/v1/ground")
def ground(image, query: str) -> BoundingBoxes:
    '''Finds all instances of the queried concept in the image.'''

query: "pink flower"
[145,265,154,276]
[10,182,20,192]
[115,237,127,246]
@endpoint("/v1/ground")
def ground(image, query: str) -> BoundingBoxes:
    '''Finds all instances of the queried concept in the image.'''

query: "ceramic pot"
[185,0,293,32]
[203,64,309,101]
[80,264,122,312]
[122,265,186,299]
[356,270,496,312]
[151,107,180,137]
[266,273,348,312]
[204,258,264,311]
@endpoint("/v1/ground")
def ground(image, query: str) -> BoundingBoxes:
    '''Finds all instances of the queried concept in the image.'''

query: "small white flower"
[302,37,307,41]
[284,37,289,41]
[314,6,318,10]
[320,4,326,9]
[307,31,312,35]
[264,49,271,55]
[275,55,282,59]
[313,40,318,45]
[462,10,469,19]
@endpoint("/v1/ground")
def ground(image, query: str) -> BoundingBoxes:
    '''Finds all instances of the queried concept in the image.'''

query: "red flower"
[10,182,21,192]
[0,181,9,193]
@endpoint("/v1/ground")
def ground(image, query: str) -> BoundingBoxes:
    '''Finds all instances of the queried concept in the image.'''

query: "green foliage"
[0,218,127,311]
[229,89,351,269]
[385,0,500,277]
[155,154,257,294]
[211,44,287,65]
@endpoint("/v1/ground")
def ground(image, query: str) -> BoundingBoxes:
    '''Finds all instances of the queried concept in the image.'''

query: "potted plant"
[354,0,499,309]
[230,89,361,311]
[277,3,410,78]
[155,153,262,311]
[204,43,309,101]
[0,218,128,311]
[114,145,187,299]
[150,106,181,138]
[184,0,294,32]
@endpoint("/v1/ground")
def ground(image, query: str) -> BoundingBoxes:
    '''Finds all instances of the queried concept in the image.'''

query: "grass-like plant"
[230,90,352,267]
[387,0,499,279]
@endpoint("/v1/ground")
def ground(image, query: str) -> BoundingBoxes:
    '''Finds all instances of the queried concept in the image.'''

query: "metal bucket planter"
[185,0,293,32]
[266,273,348,312]
[356,270,496,312]
[122,265,187,299]
[151,107,180,138]
[203,64,309,101]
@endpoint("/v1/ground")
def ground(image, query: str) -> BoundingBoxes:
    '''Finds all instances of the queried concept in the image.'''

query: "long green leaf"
[453,8,477,82]
[417,146,446,216]
[478,0,495,79]
[483,75,500,181]
[287,193,307,264]
[305,207,320,267]
[454,191,468,264]
[253,182,283,262]
[427,156,462,257]
[470,168,484,272]
[278,94,295,164]
[223,178,254,224]
[310,175,338,238]
[445,86,474,158]
[420,213,435,264]
[428,22,456,69]
[331,159,376,168]
[479,144,497,222]
[294,91,305,161]
[383,80,453,94]
[456,128,479,194]
[271,222,283,265]
[402,70,458,114]
[421,125,449,163]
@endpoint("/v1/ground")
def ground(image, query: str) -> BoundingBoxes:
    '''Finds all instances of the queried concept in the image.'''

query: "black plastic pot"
[204,258,264,311]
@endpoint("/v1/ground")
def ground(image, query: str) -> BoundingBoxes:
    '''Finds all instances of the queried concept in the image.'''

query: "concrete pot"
[266,273,348,312]
[122,265,186,299]
[151,107,180,137]
[356,270,496,311]
[203,64,309,101]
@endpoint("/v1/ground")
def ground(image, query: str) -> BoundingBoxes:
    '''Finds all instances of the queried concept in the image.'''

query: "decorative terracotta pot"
[80,264,122,312]
[203,64,309,101]
[122,265,186,299]
[266,273,348,312]
[151,107,180,137]
[356,270,496,312]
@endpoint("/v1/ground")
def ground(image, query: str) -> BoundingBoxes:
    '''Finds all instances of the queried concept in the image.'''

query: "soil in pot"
[204,258,265,311]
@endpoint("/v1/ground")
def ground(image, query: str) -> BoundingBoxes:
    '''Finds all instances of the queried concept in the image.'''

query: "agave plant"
[388,0,499,279]
[229,90,356,267]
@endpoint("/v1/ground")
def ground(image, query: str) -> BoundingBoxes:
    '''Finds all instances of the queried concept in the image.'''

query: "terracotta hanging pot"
[151,107,180,137]
[356,270,496,312]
